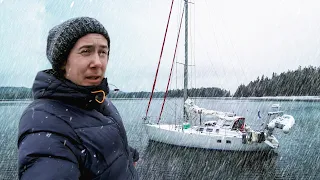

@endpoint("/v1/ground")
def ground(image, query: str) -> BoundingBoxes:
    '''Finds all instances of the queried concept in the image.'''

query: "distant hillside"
[108,91,164,98]
[0,87,33,100]
[167,87,230,97]
[108,87,230,98]
[3,65,318,100]
[234,66,320,97]
[1,86,230,100]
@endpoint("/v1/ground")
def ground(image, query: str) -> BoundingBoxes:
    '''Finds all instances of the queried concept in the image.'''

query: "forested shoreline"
[2,66,319,100]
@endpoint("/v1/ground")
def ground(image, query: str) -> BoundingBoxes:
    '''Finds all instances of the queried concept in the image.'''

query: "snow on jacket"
[18,70,139,180]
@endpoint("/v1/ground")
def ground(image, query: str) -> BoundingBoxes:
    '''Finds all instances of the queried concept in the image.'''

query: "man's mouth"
[86,76,100,80]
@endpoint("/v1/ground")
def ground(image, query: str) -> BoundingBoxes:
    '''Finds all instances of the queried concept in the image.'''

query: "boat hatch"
[232,117,245,131]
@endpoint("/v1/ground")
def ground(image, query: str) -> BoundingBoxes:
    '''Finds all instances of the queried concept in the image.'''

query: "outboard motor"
[283,125,290,134]
[242,133,247,144]
[257,132,266,143]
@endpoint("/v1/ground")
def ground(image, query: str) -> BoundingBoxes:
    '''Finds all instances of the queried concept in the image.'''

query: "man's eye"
[80,49,90,55]
[99,51,107,56]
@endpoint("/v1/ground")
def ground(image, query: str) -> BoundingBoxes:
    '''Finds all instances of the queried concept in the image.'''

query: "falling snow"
[70,1,74,8]
[0,99,320,179]
[1,1,320,179]
[31,108,35,119]
[46,133,52,138]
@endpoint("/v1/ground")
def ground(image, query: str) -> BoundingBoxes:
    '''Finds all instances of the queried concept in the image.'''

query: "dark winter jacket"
[17,70,139,180]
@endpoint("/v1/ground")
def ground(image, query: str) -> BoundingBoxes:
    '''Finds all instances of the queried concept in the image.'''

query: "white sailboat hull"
[145,123,278,151]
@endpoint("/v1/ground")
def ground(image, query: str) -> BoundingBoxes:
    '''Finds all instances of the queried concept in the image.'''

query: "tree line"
[108,87,230,98]
[0,86,229,100]
[1,65,319,99]
[233,65,320,97]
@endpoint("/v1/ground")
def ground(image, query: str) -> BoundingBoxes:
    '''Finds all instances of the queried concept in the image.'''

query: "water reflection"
[138,140,277,180]
[0,100,31,107]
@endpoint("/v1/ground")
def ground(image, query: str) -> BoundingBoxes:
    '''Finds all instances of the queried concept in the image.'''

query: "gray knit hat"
[46,17,110,72]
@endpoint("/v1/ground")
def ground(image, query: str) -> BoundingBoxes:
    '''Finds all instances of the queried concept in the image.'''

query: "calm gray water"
[0,98,319,179]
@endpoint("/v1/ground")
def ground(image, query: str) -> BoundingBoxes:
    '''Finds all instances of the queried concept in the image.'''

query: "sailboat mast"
[183,0,189,121]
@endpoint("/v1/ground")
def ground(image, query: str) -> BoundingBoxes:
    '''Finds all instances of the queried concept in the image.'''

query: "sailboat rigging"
[143,0,295,151]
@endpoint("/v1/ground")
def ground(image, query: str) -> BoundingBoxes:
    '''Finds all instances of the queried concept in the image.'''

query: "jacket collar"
[32,69,110,110]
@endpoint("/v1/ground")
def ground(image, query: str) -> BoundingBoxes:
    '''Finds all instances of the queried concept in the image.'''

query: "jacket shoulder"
[18,99,80,145]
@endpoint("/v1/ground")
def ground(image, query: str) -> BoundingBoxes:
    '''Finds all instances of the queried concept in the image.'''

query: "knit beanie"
[46,17,110,72]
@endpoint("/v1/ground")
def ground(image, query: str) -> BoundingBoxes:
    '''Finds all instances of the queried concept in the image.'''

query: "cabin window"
[232,118,245,130]
[217,140,221,143]
[226,140,231,144]
[205,122,216,126]
[206,128,213,132]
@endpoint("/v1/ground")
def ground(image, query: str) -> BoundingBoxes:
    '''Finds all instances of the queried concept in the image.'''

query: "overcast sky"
[1,0,320,93]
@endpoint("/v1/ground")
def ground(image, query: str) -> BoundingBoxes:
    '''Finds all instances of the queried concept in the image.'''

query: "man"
[17,17,139,179]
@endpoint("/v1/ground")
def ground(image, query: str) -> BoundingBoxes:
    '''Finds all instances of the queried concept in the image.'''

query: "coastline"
[1,96,320,102]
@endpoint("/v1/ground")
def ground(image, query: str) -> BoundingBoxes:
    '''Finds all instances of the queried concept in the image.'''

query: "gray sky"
[1,0,320,93]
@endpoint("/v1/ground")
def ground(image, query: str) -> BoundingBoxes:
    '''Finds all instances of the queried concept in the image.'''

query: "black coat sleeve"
[129,146,139,162]
[18,108,81,180]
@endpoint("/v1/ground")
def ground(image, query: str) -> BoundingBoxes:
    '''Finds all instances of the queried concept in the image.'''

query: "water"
[0,98,319,179]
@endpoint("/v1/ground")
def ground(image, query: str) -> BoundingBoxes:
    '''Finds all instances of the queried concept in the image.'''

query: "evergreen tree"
[234,65,320,97]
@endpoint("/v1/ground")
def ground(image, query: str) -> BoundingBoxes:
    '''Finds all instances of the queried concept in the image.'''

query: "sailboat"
[143,1,294,151]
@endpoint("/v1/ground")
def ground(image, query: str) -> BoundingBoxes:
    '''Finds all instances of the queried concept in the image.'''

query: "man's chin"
[82,79,102,86]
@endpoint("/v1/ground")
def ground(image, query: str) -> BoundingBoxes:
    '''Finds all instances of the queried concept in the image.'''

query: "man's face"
[64,33,109,86]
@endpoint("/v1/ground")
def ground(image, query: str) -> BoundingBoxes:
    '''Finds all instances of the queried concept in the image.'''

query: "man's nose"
[90,53,102,67]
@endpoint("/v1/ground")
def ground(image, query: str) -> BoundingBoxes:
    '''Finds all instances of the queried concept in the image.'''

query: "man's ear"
[61,60,67,69]
[60,61,67,76]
